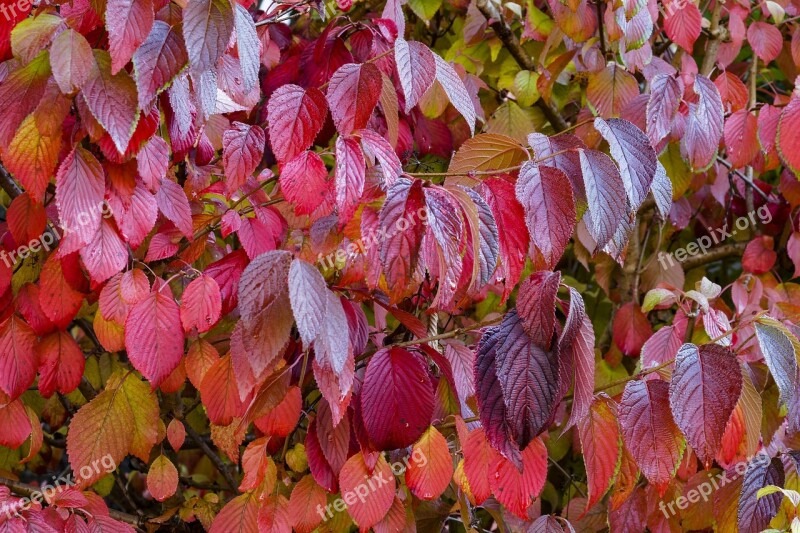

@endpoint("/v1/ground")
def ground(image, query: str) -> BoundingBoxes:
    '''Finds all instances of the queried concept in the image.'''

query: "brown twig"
[0,164,22,199]
[182,423,240,493]
[680,241,747,270]
[700,0,725,76]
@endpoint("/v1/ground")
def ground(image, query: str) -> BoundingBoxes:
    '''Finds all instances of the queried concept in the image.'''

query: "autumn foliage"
[2,0,800,529]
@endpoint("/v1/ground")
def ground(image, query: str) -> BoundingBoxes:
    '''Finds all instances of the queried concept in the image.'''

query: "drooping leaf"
[334,135,365,223]
[288,259,327,347]
[579,149,626,250]
[279,150,331,216]
[663,0,701,52]
[433,54,476,135]
[288,475,327,533]
[645,74,683,146]
[681,75,724,171]
[560,286,595,428]
[81,51,139,154]
[516,271,560,348]
[0,315,38,400]
[124,287,184,387]
[594,117,657,210]
[394,38,436,113]
[132,21,188,109]
[724,109,759,168]
[361,347,434,449]
[106,0,154,74]
[326,62,382,135]
[618,379,684,492]
[448,134,528,179]
[339,453,396,529]
[494,310,560,448]
[55,146,105,247]
[586,63,639,118]
[36,330,85,398]
[489,436,548,519]
[578,395,621,512]
[515,162,575,269]
[737,456,784,533]
[747,21,783,63]
[49,29,94,94]
[180,274,222,333]
[209,491,259,533]
[267,84,327,165]
[182,0,234,72]
[668,343,742,468]
[222,122,265,195]
[778,94,800,176]
[406,426,453,500]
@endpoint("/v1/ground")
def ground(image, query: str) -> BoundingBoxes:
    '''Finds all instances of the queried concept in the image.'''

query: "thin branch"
[475,0,567,132]
[681,241,747,270]
[0,164,23,199]
[183,422,240,493]
[700,0,725,76]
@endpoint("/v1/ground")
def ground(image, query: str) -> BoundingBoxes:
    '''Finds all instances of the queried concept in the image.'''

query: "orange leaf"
[147,454,178,502]
[405,426,453,500]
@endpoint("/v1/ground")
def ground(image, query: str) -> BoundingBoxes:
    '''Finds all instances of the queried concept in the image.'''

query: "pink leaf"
[222,122,266,194]
[55,146,105,247]
[394,38,436,112]
[681,75,724,171]
[106,0,154,74]
[155,178,193,238]
[334,135,365,224]
[279,151,331,216]
[180,275,222,333]
[326,62,382,135]
[267,84,327,164]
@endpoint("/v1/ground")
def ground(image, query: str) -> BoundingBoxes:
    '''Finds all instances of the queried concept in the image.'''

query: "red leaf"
[394,38,436,112]
[0,399,32,449]
[279,151,331,216]
[334,135,366,223]
[50,29,94,94]
[668,343,742,468]
[594,117,657,210]
[99,269,149,324]
[578,395,621,512]
[339,453,396,529]
[724,109,759,168]
[258,494,291,533]
[478,177,529,300]
[146,455,178,502]
[742,236,777,274]
[106,0,154,74]
[405,426,453,500]
[516,271,560,348]
[0,315,38,400]
[200,354,246,425]
[209,492,259,533]
[254,385,301,437]
[124,287,184,387]
[489,437,547,519]
[182,0,234,72]
[462,427,499,504]
[55,146,105,247]
[361,347,434,449]
[237,250,293,378]
[7,193,46,247]
[663,0,701,51]
[778,95,800,175]
[681,75,724,171]
[747,21,783,63]
[423,186,465,308]
[306,417,339,492]
[619,379,684,493]
[515,163,575,269]
[132,21,188,109]
[155,178,193,238]
[288,475,327,533]
[80,218,128,283]
[586,63,639,118]
[559,286,595,428]
[326,62,382,135]
[81,51,139,154]
[378,178,426,302]
[442,340,475,402]
[315,399,350,475]
[612,302,652,356]
[359,129,403,186]
[287,258,327,346]
[222,122,266,194]
[39,254,84,329]
[37,331,85,398]
[267,84,328,164]
[180,275,222,333]
[166,419,185,451]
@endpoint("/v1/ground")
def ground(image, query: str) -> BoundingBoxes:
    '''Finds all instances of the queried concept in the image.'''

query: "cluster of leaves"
[1,0,800,528]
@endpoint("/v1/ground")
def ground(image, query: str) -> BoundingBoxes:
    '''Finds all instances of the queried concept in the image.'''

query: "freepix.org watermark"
[1,453,117,519]
[658,451,771,518]
[658,205,773,270]
[316,206,429,271]
[0,200,113,268]
[315,448,428,521]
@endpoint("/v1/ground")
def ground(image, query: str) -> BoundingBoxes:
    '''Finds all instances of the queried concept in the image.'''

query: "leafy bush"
[0,0,799,530]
